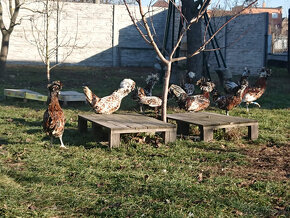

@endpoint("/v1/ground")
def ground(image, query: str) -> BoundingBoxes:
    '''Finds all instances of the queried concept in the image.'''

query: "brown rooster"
[242,67,271,112]
[132,87,162,116]
[43,81,66,148]
[169,78,215,112]
[83,78,135,114]
[213,78,249,115]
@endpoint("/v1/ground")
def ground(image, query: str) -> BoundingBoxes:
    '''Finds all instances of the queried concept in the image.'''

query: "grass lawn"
[0,65,289,217]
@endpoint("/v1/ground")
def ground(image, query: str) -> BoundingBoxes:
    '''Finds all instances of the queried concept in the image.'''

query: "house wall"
[4,2,267,74]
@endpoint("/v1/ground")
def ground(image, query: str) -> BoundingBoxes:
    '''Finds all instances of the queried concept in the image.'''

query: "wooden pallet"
[4,89,47,102]
[167,112,258,142]
[78,113,177,148]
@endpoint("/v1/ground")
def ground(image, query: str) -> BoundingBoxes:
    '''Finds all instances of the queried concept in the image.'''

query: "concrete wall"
[5,2,267,74]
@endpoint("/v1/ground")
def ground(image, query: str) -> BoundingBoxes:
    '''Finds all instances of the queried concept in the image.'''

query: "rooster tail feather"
[83,86,99,107]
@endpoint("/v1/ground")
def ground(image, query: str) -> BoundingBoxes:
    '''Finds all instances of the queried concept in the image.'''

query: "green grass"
[0,65,289,217]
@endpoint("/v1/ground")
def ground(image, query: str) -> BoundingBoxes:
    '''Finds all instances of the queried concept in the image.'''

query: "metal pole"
[288,8,290,74]
[204,14,221,68]
[205,12,227,68]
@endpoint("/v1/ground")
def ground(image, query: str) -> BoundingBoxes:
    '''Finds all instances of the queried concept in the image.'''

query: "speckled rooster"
[83,78,135,114]
[212,77,249,115]
[169,77,215,112]
[242,67,272,112]
[133,87,162,116]
[43,81,66,148]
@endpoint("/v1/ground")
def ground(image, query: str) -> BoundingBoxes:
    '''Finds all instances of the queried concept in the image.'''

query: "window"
[272,12,278,19]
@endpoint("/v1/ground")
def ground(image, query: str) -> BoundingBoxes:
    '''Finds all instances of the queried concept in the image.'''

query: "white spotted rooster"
[212,77,249,115]
[133,87,162,116]
[169,77,216,112]
[83,79,135,114]
[43,81,66,149]
[242,67,272,112]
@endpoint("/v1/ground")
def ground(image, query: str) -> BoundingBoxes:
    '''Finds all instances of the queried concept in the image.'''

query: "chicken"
[224,67,250,94]
[43,81,66,148]
[144,73,159,96]
[242,67,272,112]
[169,77,215,112]
[213,78,249,115]
[133,87,162,116]
[83,78,135,114]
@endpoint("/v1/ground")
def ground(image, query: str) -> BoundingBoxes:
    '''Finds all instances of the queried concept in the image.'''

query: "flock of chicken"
[43,67,271,148]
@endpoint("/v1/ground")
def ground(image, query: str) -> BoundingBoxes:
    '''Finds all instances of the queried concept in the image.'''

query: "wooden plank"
[200,126,214,142]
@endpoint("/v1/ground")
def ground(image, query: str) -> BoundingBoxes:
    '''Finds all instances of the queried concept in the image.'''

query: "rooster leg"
[251,102,261,108]
[226,110,229,116]
[50,137,53,147]
[139,104,144,113]
[59,135,67,149]
[246,103,249,112]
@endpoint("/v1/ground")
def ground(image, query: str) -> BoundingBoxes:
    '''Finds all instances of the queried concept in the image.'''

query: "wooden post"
[248,123,258,140]
[200,126,214,142]
[78,116,87,133]
[109,130,120,148]
[163,128,177,144]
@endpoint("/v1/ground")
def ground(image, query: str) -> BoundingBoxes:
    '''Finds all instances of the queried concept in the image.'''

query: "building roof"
[153,0,168,8]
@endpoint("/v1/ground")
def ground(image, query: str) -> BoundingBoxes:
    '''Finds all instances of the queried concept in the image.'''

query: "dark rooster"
[213,78,249,115]
[182,71,196,96]
[144,73,159,96]
[132,87,162,116]
[224,67,250,94]
[242,67,272,112]
[43,81,66,148]
[83,78,135,114]
[169,78,215,112]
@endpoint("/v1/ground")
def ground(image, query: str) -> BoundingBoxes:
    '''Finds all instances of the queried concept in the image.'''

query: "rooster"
[133,87,162,116]
[182,71,196,96]
[43,81,66,149]
[242,67,272,112]
[169,77,215,112]
[144,73,159,96]
[213,78,249,115]
[83,78,135,114]
[224,67,250,94]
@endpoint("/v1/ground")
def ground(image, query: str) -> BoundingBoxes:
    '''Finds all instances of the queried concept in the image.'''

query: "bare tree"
[24,0,79,82]
[0,0,21,77]
[123,0,257,122]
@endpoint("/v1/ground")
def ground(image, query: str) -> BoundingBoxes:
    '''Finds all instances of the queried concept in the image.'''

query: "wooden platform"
[78,113,177,148]
[4,89,85,105]
[4,89,47,102]
[167,112,258,142]
[59,91,86,106]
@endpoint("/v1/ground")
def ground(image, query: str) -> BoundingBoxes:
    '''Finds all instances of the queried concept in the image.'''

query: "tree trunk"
[46,60,51,83]
[0,33,10,77]
[181,0,204,77]
[187,21,203,76]
[161,62,172,122]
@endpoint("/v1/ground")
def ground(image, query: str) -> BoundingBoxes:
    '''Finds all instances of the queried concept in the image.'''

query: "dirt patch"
[230,143,290,181]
